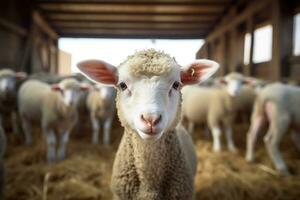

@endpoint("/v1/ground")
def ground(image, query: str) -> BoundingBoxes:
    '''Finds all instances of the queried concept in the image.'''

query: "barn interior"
[1,0,300,199]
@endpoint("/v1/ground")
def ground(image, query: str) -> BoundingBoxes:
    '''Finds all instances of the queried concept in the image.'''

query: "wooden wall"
[197,0,299,81]
[0,0,59,74]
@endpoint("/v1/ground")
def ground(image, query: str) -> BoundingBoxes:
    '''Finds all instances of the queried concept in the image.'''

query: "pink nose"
[140,114,162,127]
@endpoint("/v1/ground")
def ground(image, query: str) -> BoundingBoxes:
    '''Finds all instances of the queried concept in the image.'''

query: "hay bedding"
[3,121,300,200]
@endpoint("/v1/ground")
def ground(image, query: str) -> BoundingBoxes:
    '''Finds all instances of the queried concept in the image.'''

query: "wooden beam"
[52,21,211,30]
[33,11,58,39]
[206,0,272,42]
[58,28,205,38]
[38,0,232,4]
[46,13,217,23]
[38,3,226,14]
[0,17,27,36]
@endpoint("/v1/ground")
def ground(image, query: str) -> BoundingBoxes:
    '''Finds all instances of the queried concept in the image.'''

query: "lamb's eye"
[119,82,127,91]
[172,81,180,90]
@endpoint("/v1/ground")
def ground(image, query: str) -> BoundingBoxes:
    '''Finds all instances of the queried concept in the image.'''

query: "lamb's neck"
[125,128,178,186]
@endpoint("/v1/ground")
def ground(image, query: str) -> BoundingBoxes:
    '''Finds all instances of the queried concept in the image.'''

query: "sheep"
[245,83,300,175]
[86,84,116,145]
[181,72,251,152]
[0,69,27,136]
[234,78,268,124]
[0,125,6,200]
[77,49,219,200]
[18,78,86,163]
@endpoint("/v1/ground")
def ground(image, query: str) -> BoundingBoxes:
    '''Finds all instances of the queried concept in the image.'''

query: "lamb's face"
[117,66,181,139]
[220,73,251,96]
[52,79,89,106]
[77,49,219,141]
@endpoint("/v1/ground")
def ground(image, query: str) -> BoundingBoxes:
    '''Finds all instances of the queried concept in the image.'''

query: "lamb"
[77,49,219,200]
[181,72,251,152]
[18,78,86,163]
[245,83,300,175]
[0,126,6,200]
[0,69,27,136]
[86,84,116,145]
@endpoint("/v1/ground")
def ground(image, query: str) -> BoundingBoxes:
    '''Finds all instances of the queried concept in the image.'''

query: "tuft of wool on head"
[225,72,244,81]
[0,69,15,77]
[119,49,178,77]
[59,78,81,89]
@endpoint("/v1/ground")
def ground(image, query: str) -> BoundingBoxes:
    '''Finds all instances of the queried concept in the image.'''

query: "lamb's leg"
[211,127,222,152]
[246,116,264,162]
[57,131,70,161]
[291,132,300,152]
[44,130,57,164]
[0,116,5,138]
[225,126,236,152]
[103,117,113,146]
[11,112,20,135]
[91,114,100,144]
[187,122,194,134]
[21,117,33,145]
[264,115,290,175]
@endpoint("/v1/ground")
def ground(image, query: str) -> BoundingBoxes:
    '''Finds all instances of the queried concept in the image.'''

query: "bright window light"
[58,38,203,74]
[243,33,251,65]
[253,25,273,63]
[294,13,300,56]
[243,24,273,65]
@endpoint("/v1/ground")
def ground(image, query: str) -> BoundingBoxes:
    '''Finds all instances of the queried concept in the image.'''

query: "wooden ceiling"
[37,0,235,39]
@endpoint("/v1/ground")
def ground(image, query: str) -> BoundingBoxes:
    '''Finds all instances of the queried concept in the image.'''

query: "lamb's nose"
[141,114,162,127]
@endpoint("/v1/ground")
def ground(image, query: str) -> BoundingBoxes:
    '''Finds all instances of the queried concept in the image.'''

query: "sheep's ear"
[15,72,27,80]
[180,59,219,85]
[77,60,118,86]
[51,84,62,91]
[243,77,256,85]
[80,83,92,91]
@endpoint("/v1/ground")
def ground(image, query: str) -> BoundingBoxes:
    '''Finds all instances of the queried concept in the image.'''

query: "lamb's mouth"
[136,129,163,140]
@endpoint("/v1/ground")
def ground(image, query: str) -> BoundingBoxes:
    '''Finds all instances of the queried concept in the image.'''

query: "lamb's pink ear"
[15,72,27,80]
[243,77,256,85]
[80,83,92,91]
[77,60,118,85]
[51,84,62,91]
[180,59,219,85]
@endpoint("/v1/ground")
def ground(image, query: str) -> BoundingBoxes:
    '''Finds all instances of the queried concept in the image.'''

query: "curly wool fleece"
[119,49,179,77]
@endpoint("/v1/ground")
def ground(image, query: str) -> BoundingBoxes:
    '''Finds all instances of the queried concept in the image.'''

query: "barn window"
[294,13,300,56]
[243,24,273,64]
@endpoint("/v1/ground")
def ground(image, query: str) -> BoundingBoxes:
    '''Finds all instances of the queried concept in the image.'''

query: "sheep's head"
[52,78,89,106]
[0,69,27,99]
[218,72,254,96]
[77,49,219,140]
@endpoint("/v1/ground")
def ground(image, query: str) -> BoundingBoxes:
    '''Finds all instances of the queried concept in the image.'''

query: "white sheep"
[18,78,86,163]
[86,84,116,145]
[181,73,251,152]
[0,69,27,136]
[0,126,6,200]
[77,49,219,200]
[245,83,300,175]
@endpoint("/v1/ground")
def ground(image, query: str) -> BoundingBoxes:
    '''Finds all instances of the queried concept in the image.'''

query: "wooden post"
[271,0,294,80]
[244,16,254,76]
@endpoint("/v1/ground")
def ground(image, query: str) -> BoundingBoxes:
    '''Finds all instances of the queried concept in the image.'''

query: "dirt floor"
[3,119,300,200]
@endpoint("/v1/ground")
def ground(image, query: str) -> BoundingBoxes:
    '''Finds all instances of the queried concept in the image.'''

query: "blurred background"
[0,0,300,200]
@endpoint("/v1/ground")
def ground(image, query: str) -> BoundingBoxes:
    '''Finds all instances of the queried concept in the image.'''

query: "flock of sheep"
[0,49,299,199]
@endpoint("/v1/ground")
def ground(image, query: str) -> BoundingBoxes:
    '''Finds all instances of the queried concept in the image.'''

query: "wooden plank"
[52,21,211,30]
[58,28,205,38]
[38,3,226,14]
[0,17,27,36]
[46,13,218,23]
[38,0,232,4]
[206,0,272,41]
[33,11,58,39]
